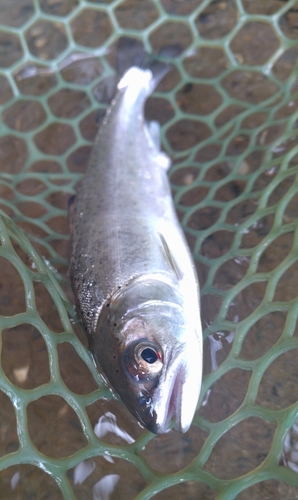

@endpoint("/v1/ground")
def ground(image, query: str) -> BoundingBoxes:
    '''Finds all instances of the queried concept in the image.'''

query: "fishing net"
[1,0,298,498]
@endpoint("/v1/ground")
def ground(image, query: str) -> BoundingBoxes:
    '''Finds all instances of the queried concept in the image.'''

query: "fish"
[69,57,203,434]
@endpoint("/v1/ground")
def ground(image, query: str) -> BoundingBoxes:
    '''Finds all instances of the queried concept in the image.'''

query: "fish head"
[92,277,202,434]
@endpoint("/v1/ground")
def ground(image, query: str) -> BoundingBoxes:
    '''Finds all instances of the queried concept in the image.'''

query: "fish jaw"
[151,342,202,433]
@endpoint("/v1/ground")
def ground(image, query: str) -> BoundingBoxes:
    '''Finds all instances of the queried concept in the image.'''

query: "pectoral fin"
[146,121,171,170]
[159,233,182,281]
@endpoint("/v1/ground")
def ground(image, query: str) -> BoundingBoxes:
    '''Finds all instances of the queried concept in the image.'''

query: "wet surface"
[71,9,113,48]
[230,21,280,66]
[205,417,276,479]
[0,464,64,500]
[1,0,298,498]
[69,455,147,500]
[195,0,238,40]
[2,324,50,389]
[34,122,76,155]
[114,0,159,30]
[25,20,68,60]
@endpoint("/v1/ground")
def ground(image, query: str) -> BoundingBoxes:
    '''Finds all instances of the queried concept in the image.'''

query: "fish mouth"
[151,347,202,434]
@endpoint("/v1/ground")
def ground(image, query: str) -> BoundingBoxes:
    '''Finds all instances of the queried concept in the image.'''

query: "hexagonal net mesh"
[1,0,298,498]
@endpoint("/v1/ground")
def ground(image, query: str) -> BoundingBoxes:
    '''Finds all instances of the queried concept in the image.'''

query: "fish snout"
[152,345,202,434]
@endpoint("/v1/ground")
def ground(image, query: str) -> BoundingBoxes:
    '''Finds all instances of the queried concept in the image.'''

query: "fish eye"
[123,339,163,382]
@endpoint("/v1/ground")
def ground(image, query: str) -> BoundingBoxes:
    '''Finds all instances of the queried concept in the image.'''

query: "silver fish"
[70,66,203,433]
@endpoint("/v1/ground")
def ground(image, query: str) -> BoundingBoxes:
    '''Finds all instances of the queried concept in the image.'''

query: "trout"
[70,63,203,433]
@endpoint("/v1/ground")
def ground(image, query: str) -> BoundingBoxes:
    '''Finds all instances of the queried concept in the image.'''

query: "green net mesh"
[1,0,298,498]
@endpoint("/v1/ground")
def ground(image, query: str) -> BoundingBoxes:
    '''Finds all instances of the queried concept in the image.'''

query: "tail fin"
[117,65,169,96]
[118,67,153,92]
[116,37,182,93]
[116,37,149,76]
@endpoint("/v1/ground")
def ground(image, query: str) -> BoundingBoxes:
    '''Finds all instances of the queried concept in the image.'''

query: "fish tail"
[116,37,148,76]
[117,66,161,96]
[116,37,181,94]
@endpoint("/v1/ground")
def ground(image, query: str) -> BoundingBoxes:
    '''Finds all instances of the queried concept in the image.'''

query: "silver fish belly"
[70,67,203,433]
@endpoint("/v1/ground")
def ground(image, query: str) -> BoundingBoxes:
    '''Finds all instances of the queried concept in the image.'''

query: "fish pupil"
[141,348,157,364]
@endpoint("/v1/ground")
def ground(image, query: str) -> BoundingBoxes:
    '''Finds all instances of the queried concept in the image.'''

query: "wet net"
[1,0,298,498]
